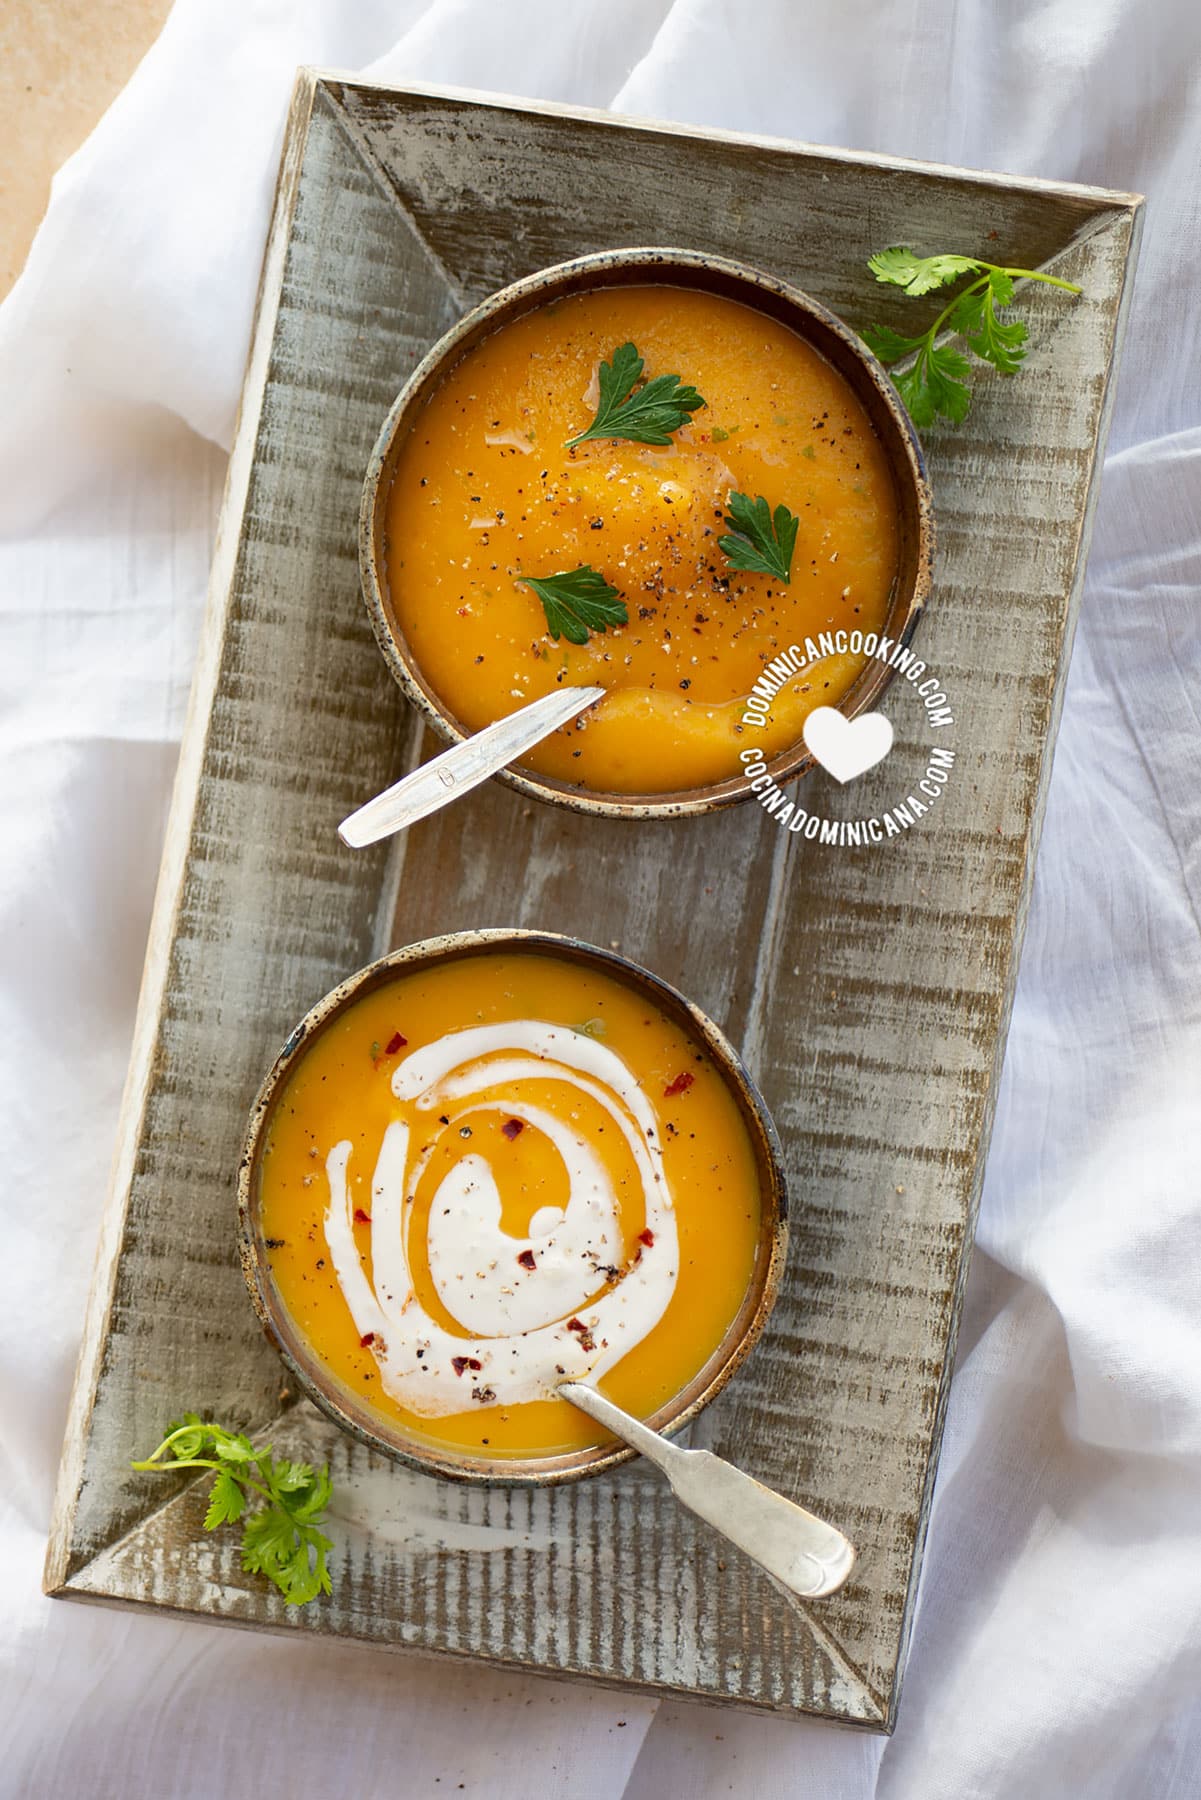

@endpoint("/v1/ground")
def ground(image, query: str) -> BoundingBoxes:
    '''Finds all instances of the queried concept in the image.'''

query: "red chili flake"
[501,1117,524,1140]
[516,1248,537,1271]
[385,1031,407,1055]
[638,1228,655,1248]
[566,1318,587,1333]
[452,1355,483,1377]
[664,1070,695,1097]
[360,1332,376,1348]
[354,1207,372,1224]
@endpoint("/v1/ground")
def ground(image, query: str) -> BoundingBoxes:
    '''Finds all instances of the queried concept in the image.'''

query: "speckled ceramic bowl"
[237,928,788,1485]
[360,246,934,821]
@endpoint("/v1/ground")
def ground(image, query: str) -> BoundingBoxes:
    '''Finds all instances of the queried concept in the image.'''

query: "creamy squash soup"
[382,283,901,794]
[257,950,767,1460]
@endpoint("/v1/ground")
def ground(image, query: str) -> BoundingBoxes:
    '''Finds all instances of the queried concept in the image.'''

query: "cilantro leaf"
[242,1507,333,1606]
[204,1467,246,1530]
[861,323,927,363]
[892,343,973,429]
[565,341,705,448]
[987,268,1016,307]
[132,1414,335,1609]
[950,284,1028,375]
[522,565,628,646]
[290,1466,334,1523]
[718,492,799,584]
[862,245,1081,428]
[279,1530,334,1607]
[211,1429,256,1464]
[270,1456,315,1492]
[240,1504,296,1573]
[868,247,982,295]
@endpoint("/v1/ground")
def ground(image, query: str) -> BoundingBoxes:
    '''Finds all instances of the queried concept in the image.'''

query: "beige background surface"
[0,0,171,297]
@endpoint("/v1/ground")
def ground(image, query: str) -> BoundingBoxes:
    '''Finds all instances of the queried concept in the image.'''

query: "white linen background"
[1,0,1199,1794]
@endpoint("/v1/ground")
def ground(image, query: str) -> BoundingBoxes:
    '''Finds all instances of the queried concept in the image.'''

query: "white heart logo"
[803,706,894,785]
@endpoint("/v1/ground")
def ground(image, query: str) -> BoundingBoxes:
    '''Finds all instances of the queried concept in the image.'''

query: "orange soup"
[258,951,767,1460]
[383,284,900,794]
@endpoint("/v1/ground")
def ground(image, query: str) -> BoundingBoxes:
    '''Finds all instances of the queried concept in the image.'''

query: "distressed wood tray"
[45,71,1141,1730]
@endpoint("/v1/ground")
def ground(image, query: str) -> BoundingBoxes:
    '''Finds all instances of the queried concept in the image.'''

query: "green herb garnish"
[718,491,799,584]
[131,1414,334,1606]
[522,565,628,645]
[862,246,1082,428]
[565,342,705,448]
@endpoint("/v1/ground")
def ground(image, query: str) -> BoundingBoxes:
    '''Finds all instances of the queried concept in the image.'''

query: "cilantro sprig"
[131,1414,334,1606]
[522,564,628,645]
[862,246,1082,428]
[719,491,799,584]
[565,342,705,448]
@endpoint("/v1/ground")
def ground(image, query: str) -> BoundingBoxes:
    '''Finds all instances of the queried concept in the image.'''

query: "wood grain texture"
[45,71,1141,1731]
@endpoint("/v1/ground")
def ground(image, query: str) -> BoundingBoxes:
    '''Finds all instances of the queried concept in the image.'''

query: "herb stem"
[973,261,1083,294]
[131,1420,271,1469]
[130,1452,278,1506]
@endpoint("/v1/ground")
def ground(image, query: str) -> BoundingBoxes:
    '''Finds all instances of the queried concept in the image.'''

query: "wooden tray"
[45,71,1141,1731]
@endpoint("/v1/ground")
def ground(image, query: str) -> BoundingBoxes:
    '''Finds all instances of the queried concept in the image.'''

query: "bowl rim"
[359,244,935,820]
[237,927,789,1486]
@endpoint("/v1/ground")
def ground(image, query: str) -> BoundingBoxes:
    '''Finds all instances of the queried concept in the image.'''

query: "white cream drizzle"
[323,1021,679,1415]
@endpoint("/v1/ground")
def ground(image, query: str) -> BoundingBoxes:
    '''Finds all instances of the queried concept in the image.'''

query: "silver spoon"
[338,684,606,847]
[559,1380,855,1601]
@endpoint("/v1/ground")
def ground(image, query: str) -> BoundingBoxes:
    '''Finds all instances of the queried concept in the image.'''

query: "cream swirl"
[323,1021,679,1415]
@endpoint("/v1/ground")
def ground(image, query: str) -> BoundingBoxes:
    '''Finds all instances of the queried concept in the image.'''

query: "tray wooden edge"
[46,1573,887,1733]
[310,68,1144,211]
[43,67,325,1598]
[880,197,1145,1726]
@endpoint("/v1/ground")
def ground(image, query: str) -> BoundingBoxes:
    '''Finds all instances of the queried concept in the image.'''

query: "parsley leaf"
[132,1416,335,1608]
[863,245,1081,427]
[565,342,705,448]
[718,492,799,584]
[522,565,628,646]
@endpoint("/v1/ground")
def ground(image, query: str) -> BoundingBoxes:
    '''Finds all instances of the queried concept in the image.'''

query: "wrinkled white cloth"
[2,2,1199,1796]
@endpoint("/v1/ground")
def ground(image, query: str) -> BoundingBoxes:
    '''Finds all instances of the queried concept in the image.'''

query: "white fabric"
[2,2,1199,1794]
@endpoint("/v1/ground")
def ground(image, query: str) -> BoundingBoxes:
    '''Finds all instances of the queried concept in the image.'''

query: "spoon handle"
[338,685,606,847]
[559,1381,855,1601]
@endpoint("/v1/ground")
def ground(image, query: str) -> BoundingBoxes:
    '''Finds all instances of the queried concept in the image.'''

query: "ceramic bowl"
[237,928,788,1485]
[359,245,934,820]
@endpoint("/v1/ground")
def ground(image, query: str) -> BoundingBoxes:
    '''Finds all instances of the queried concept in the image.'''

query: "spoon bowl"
[559,1380,855,1600]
